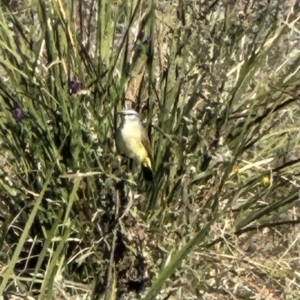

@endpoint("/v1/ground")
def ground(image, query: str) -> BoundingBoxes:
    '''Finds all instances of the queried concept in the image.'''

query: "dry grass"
[0,0,300,299]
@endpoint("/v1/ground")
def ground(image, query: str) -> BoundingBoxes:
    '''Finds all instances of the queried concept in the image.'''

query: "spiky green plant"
[1,0,300,299]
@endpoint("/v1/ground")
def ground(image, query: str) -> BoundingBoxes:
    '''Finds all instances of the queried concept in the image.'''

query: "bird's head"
[118,109,140,122]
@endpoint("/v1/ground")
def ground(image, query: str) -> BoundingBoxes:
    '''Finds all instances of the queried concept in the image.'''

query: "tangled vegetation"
[0,0,300,299]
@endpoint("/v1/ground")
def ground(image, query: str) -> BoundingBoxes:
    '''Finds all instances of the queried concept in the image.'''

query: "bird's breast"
[116,121,146,160]
[121,121,142,140]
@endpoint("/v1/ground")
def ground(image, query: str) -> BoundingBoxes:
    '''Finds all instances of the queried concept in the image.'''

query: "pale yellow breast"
[121,120,142,140]
[116,120,147,162]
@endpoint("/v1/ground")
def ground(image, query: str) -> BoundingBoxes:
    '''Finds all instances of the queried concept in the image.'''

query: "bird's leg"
[129,158,134,171]
[119,158,135,183]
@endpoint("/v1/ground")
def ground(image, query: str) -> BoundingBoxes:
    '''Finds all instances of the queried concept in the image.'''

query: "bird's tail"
[142,157,153,182]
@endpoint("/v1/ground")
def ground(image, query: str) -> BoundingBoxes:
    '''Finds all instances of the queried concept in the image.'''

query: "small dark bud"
[12,108,26,122]
[69,79,82,94]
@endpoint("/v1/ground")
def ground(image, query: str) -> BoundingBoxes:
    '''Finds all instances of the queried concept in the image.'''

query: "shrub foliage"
[0,0,300,299]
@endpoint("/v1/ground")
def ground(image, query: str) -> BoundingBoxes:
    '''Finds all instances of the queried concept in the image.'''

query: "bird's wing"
[141,126,153,162]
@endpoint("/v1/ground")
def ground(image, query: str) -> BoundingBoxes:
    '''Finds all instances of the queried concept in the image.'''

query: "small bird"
[116,109,153,181]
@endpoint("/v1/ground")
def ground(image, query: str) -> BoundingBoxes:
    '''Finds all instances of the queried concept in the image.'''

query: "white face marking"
[125,114,139,121]
[120,109,140,122]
